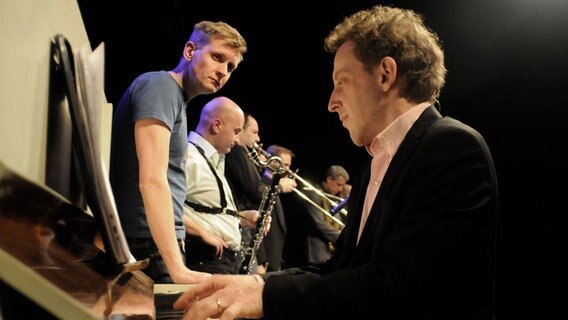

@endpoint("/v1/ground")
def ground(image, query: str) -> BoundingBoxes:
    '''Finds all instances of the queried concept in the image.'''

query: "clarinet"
[240,173,281,274]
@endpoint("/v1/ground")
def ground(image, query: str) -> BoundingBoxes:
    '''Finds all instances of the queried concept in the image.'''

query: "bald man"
[182,96,259,274]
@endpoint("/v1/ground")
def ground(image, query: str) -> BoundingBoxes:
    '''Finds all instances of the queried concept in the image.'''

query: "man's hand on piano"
[173,274,264,320]
[171,267,211,284]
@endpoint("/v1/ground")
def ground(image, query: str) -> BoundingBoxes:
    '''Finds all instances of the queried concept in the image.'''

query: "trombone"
[246,143,346,230]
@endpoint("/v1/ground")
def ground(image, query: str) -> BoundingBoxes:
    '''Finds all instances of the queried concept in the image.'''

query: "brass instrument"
[247,143,346,230]
[314,190,344,201]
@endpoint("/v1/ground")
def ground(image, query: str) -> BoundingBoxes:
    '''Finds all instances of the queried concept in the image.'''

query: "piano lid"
[0,160,154,319]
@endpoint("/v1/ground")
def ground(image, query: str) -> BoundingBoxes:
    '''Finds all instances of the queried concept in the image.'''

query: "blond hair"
[190,21,247,61]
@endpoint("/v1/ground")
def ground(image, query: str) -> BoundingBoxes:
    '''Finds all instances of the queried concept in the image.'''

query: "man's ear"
[377,56,397,91]
[211,119,222,134]
[183,41,197,61]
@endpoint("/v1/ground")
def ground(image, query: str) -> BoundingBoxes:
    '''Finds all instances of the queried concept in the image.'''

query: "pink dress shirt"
[357,102,431,243]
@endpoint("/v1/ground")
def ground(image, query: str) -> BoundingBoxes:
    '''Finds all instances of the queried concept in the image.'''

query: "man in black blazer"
[174,5,499,320]
[303,165,349,264]
[260,144,297,272]
[224,112,269,274]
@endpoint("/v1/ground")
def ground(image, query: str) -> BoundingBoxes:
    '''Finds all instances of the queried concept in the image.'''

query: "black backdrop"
[78,1,567,318]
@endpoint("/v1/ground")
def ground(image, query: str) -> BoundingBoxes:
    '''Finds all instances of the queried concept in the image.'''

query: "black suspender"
[185,141,239,217]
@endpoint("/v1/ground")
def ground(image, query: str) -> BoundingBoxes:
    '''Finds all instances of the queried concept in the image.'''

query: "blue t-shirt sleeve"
[130,74,179,131]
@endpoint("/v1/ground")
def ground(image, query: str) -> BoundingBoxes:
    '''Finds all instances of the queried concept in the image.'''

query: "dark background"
[78,0,567,318]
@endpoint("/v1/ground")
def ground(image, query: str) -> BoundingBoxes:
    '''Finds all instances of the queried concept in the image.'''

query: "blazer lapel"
[336,156,371,266]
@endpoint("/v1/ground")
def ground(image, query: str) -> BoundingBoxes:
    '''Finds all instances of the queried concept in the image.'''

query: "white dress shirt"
[185,131,241,250]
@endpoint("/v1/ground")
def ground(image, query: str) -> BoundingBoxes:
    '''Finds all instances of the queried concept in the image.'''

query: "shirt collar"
[365,102,431,157]
[188,131,218,160]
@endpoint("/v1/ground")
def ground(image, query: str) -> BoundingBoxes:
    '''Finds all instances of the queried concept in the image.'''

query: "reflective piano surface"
[0,162,154,319]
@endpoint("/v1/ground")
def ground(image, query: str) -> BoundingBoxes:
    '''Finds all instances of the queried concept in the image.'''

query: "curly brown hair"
[324,5,446,103]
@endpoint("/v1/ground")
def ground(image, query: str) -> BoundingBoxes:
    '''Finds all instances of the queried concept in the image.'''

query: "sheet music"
[75,42,104,152]
[67,37,135,265]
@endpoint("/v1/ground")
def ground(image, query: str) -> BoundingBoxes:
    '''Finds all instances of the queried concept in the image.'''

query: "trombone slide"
[292,188,345,230]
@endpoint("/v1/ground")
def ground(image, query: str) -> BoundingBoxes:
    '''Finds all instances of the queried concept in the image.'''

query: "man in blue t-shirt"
[109,21,247,284]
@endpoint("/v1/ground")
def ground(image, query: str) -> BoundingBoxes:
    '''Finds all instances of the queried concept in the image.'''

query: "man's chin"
[201,84,219,94]
[210,83,222,92]
[350,133,365,147]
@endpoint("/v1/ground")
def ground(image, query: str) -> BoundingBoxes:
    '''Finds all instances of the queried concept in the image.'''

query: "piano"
[0,34,156,319]
[0,160,154,319]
